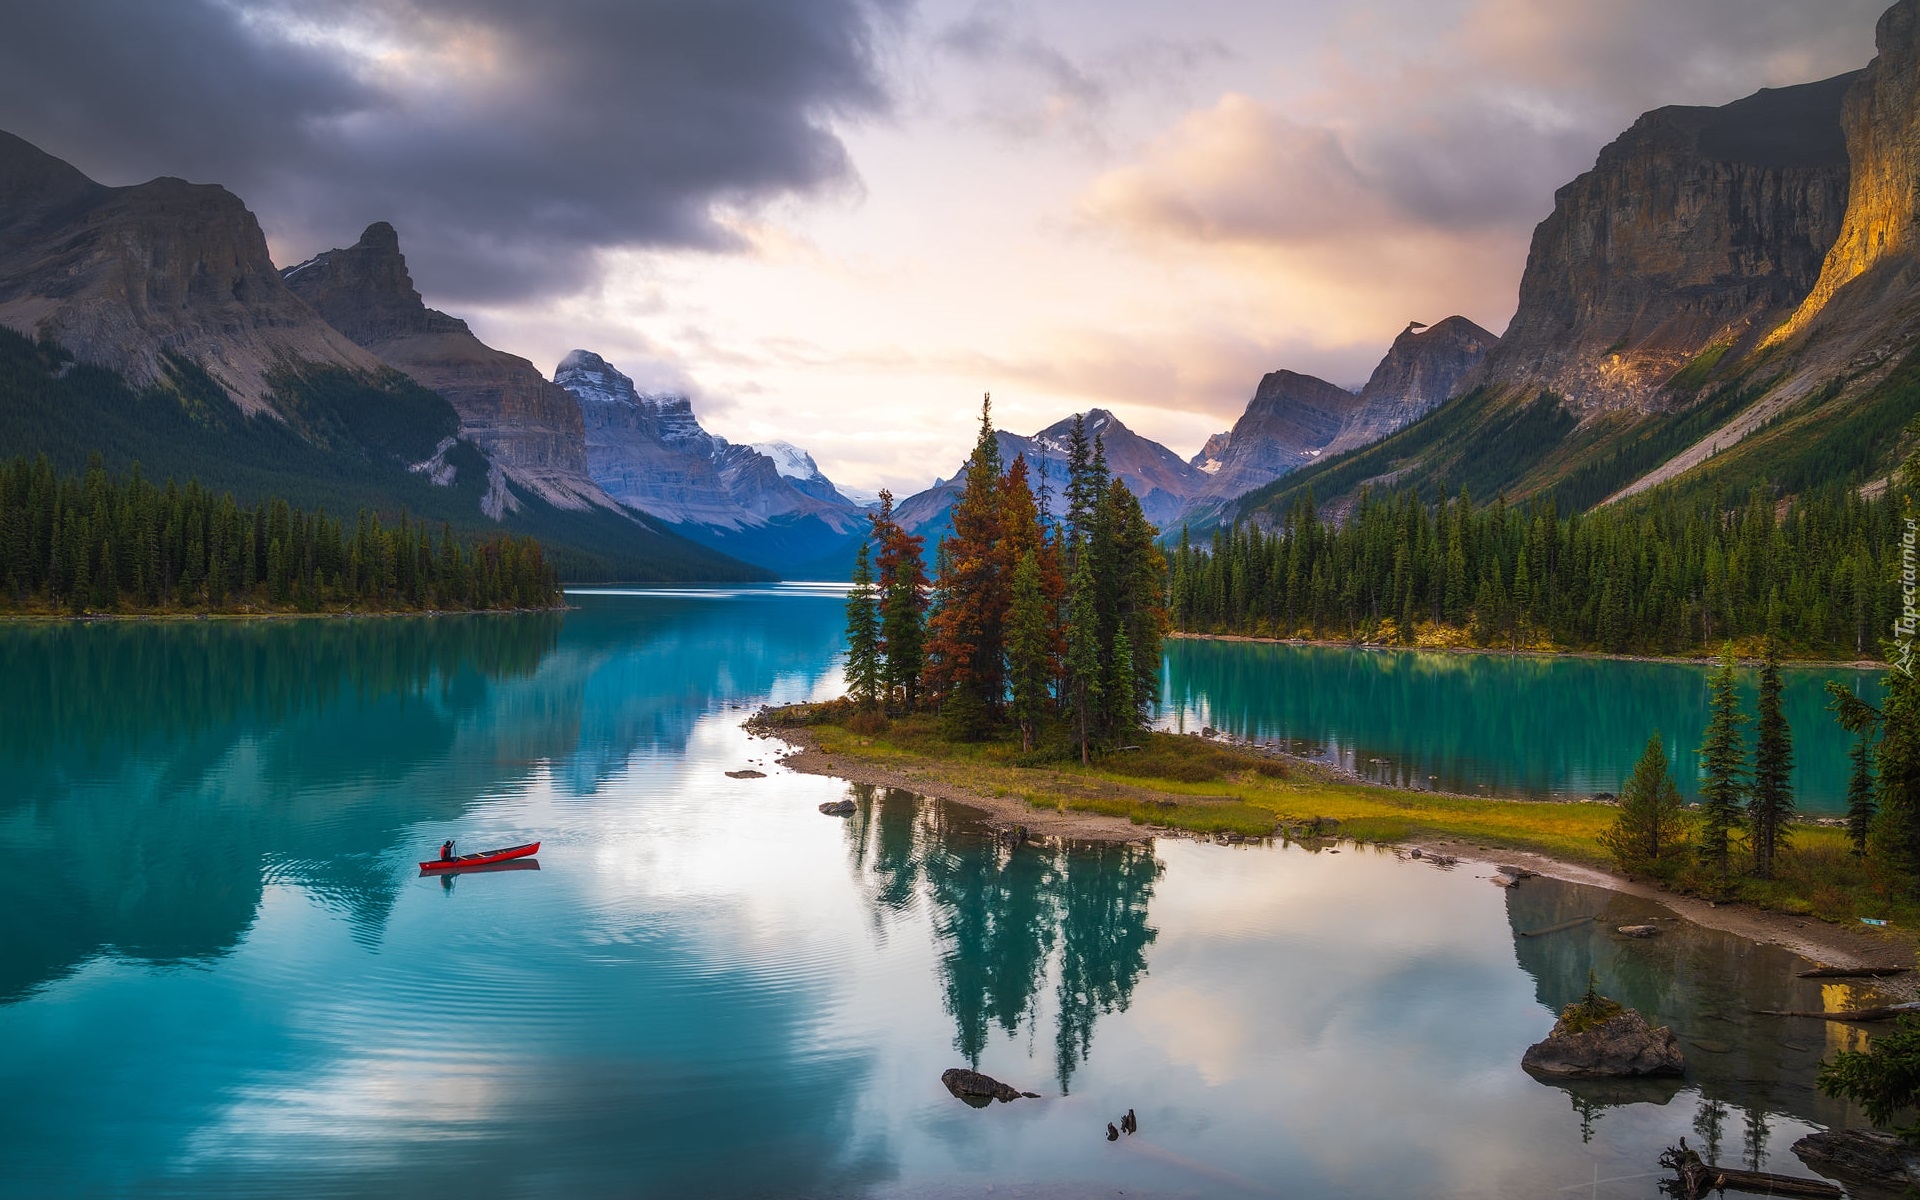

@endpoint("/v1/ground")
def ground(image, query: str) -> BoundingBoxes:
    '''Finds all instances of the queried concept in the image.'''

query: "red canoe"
[419,841,540,871]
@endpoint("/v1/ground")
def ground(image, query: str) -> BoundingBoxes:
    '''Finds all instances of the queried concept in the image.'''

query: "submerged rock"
[725,769,766,779]
[818,800,856,816]
[1618,924,1661,938]
[940,1068,1040,1107]
[1794,1129,1920,1192]
[1523,1005,1686,1078]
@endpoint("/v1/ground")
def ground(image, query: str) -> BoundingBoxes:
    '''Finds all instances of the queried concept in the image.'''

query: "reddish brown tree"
[922,396,1006,736]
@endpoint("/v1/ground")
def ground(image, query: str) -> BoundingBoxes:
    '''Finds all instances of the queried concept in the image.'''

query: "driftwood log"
[1796,965,1911,979]
[1660,1140,1842,1199]
[1756,1001,1920,1022]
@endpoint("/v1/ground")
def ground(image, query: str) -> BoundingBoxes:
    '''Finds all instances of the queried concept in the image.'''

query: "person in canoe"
[440,839,455,862]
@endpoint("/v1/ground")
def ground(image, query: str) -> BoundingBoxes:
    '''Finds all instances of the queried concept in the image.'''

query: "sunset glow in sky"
[0,0,1890,493]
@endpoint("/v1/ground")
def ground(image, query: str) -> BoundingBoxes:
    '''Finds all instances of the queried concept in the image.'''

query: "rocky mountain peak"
[1190,431,1231,475]
[0,131,380,412]
[1323,316,1500,456]
[285,223,606,512]
[0,129,105,237]
[1192,371,1360,506]
[1475,72,1855,412]
[557,348,862,562]
[282,222,467,345]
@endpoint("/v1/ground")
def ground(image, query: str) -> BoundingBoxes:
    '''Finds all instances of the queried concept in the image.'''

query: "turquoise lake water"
[1161,637,1884,810]
[0,588,1884,1197]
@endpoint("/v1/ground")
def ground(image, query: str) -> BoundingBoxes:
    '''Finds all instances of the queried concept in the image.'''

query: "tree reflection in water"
[842,785,1161,1091]
[1506,874,1874,1169]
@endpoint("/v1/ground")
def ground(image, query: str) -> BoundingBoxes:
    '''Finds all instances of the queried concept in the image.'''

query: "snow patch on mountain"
[751,441,821,481]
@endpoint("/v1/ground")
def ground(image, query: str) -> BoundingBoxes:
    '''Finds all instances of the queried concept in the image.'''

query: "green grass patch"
[763,701,1920,933]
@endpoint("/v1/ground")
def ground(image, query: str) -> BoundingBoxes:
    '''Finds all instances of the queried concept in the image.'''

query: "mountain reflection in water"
[0,591,1889,1197]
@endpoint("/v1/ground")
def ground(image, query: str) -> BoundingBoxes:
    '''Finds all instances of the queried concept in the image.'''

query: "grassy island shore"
[750,701,1920,966]
[1167,629,1889,671]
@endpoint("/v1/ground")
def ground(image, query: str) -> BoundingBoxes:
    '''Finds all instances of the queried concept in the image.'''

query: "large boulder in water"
[1522,1001,1686,1078]
[1794,1129,1920,1192]
[940,1068,1039,1107]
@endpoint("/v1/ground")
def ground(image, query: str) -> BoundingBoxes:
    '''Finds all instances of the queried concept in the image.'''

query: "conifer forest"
[0,455,562,614]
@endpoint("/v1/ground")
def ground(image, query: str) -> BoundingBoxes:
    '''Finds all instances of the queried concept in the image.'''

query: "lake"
[0,588,1881,1197]
[1161,636,1885,810]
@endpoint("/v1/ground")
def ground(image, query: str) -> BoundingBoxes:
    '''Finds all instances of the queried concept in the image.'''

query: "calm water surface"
[0,589,1882,1197]
[1162,637,1884,809]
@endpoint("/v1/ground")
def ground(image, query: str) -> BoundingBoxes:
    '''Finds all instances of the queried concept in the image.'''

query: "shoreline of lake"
[0,603,569,623]
[756,711,1919,983]
[1167,629,1888,670]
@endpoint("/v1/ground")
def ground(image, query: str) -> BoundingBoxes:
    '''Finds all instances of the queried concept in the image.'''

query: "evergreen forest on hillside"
[844,404,1168,760]
[1170,471,1914,660]
[0,455,561,614]
[0,327,765,583]
[1234,353,1920,529]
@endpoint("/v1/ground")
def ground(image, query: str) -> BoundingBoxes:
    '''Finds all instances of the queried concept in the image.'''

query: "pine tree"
[1599,732,1690,873]
[845,542,881,709]
[1106,628,1137,742]
[1748,636,1795,879]
[1698,643,1749,888]
[1066,554,1103,765]
[1847,728,1877,856]
[869,490,928,710]
[1006,548,1052,752]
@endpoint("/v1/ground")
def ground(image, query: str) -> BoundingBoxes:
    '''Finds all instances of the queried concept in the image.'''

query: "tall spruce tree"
[1106,628,1138,742]
[1599,732,1690,873]
[1847,729,1877,856]
[1066,554,1103,765]
[1698,643,1749,888]
[869,490,927,710]
[845,542,881,709]
[1007,549,1052,752]
[1748,636,1795,879]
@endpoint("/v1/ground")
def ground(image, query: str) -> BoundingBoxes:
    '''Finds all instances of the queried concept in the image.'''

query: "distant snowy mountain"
[557,349,865,575]
[747,440,860,508]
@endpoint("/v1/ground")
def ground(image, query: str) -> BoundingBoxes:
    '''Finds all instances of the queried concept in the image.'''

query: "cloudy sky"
[0,0,1889,493]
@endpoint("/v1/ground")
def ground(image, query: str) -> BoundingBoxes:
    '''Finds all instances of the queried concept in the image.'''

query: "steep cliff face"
[558,348,741,527]
[0,131,380,412]
[1477,74,1856,412]
[1770,3,1920,350]
[1195,370,1362,503]
[556,349,864,572]
[1324,317,1499,456]
[284,224,606,513]
[1609,0,1920,501]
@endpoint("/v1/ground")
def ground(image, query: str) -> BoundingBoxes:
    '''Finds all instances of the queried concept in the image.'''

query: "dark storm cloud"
[0,0,904,300]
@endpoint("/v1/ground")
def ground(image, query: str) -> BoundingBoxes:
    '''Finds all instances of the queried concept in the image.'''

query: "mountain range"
[5,0,1920,579]
[1228,3,1920,528]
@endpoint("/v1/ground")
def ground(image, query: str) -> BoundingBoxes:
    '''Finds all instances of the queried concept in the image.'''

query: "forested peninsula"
[0,455,562,615]
[1169,466,1916,660]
